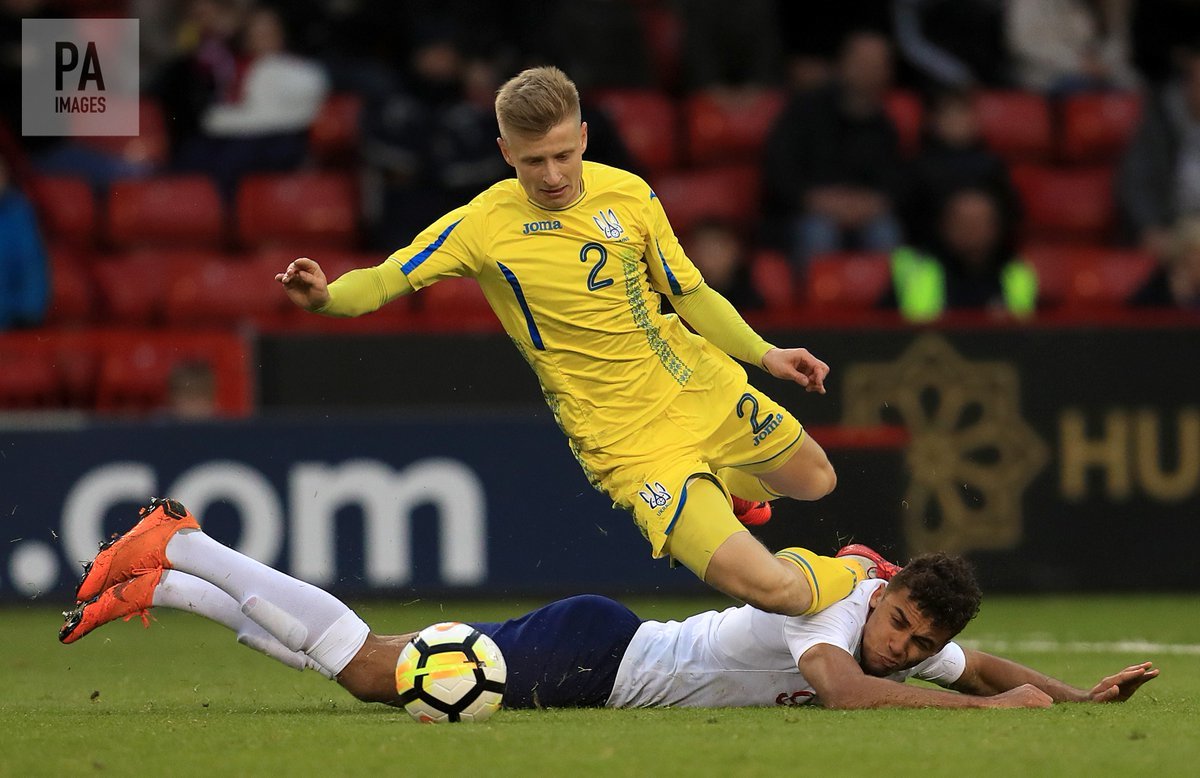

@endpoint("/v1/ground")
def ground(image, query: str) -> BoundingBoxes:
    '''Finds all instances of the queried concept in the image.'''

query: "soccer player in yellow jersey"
[277,66,890,617]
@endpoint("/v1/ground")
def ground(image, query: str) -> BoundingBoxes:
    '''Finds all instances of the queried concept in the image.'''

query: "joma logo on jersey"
[593,208,624,240]
[638,481,671,510]
[522,220,563,234]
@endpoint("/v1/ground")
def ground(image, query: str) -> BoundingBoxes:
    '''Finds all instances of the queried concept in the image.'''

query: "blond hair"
[495,66,580,138]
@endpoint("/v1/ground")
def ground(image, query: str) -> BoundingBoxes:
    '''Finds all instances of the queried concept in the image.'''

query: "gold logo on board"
[843,335,1048,554]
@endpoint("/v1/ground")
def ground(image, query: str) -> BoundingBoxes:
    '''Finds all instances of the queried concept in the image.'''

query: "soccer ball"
[395,622,507,723]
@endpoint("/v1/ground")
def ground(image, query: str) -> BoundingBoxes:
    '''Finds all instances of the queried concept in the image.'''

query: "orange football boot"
[731,495,772,527]
[835,543,902,581]
[60,568,163,644]
[74,498,198,603]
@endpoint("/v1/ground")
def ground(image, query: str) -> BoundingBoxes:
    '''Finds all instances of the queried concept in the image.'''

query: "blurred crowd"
[3,0,1200,336]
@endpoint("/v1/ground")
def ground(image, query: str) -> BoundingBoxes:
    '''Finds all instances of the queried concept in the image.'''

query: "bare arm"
[798,643,1052,710]
[952,648,1159,704]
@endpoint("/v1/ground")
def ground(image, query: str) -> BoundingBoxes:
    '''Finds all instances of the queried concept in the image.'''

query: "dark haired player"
[61,500,1157,710]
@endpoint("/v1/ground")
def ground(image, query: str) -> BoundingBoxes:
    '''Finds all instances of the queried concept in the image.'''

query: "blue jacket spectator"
[0,159,50,329]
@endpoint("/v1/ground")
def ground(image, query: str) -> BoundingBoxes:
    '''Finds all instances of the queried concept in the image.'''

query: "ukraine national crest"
[638,481,671,510]
[593,208,624,240]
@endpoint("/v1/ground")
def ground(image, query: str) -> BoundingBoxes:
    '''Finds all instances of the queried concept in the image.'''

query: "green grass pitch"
[1,594,1197,777]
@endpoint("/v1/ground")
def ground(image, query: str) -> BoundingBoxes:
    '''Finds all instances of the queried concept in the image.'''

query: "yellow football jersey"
[387,161,746,451]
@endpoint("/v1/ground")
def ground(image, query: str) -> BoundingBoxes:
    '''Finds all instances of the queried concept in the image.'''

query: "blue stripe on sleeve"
[400,218,463,275]
[496,261,545,351]
[655,238,683,296]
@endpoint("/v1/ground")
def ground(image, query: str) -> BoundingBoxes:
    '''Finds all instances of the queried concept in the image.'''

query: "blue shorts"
[469,595,642,709]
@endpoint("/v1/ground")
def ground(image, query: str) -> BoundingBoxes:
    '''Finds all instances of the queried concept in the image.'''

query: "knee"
[813,460,837,498]
[776,457,837,501]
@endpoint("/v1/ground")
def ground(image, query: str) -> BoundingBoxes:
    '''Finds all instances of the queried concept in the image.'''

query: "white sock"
[165,530,369,677]
[154,570,332,677]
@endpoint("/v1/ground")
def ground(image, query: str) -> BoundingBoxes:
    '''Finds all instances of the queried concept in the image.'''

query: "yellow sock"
[775,547,866,615]
[716,467,783,502]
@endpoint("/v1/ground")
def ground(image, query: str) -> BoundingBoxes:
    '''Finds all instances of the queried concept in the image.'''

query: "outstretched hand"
[761,348,830,394]
[1088,662,1159,703]
[275,257,330,312]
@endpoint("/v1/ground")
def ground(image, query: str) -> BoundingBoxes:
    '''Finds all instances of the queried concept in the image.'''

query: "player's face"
[859,585,955,677]
[498,118,589,210]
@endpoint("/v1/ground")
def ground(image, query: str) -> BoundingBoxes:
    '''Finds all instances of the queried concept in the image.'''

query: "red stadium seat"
[591,90,679,173]
[78,96,169,167]
[236,173,359,249]
[974,91,1053,163]
[93,249,202,324]
[804,253,892,310]
[750,250,796,310]
[309,93,363,167]
[0,352,60,409]
[883,90,923,158]
[683,90,786,166]
[45,245,94,324]
[1020,244,1075,308]
[650,165,761,236]
[1012,165,1116,242]
[30,176,96,246]
[1060,92,1143,164]
[107,175,224,249]
[1066,247,1158,309]
[94,341,171,413]
[164,255,290,326]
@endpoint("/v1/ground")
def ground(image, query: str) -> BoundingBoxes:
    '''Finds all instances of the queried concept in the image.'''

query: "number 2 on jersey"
[737,393,771,434]
[580,242,614,291]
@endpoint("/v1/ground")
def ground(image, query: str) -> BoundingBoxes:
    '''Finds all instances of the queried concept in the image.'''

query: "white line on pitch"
[960,639,1200,656]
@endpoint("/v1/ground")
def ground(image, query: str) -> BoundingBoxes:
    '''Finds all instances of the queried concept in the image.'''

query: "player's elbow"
[811,676,880,710]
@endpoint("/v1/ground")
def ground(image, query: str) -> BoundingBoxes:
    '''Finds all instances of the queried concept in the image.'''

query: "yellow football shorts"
[575,377,805,572]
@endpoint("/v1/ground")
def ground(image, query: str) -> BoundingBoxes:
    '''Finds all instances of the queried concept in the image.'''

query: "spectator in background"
[168,360,219,418]
[153,0,247,156]
[362,22,508,250]
[0,157,49,330]
[764,31,903,266]
[886,188,1036,321]
[686,220,763,312]
[1005,0,1138,93]
[1131,217,1200,310]
[532,0,651,91]
[680,0,782,90]
[892,0,1010,88]
[176,5,329,198]
[1118,46,1200,255]
[901,88,1021,251]
[776,2,892,91]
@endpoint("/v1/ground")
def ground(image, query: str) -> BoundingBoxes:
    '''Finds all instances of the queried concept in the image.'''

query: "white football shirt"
[606,580,966,708]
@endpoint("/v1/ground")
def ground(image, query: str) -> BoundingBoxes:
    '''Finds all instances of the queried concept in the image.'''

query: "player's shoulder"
[584,161,655,204]
[468,176,525,211]
[449,177,526,234]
